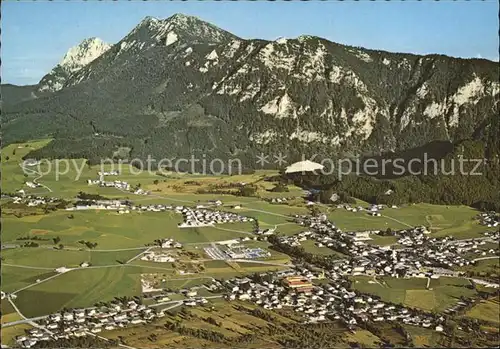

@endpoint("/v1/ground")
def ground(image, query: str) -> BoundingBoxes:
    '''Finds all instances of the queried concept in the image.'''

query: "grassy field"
[225,201,309,227]
[404,325,444,347]
[350,276,477,311]
[1,140,52,193]
[1,300,22,324]
[1,140,165,199]
[102,301,285,348]
[2,210,258,249]
[160,278,213,290]
[1,265,58,293]
[1,248,145,270]
[458,258,499,276]
[102,300,358,349]
[328,209,408,231]
[14,266,145,317]
[345,330,381,347]
[466,298,500,324]
[1,323,33,346]
[300,239,348,258]
[4,254,288,318]
[327,203,487,238]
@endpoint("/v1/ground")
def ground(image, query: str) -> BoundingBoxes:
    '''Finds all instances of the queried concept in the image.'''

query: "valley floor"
[1,140,499,348]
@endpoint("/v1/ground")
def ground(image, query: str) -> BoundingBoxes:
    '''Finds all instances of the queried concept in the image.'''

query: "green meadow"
[328,203,487,237]
[14,266,144,317]
[1,210,258,249]
[350,276,477,312]
[466,299,500,324]
[1,266,58,294]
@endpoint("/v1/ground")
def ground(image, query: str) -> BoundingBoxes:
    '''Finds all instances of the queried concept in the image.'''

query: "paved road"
[19,163,53,193]
[2,263,54,270]
[1,315,50,328]
[125,247,152,264]
[212,226,254,235]
[8,297,28,321]
[245,208,290,218]
[232,259,294,267]
[11,272,66,295]
[472,256,499,262]
[380,214,413,228]
[116,187,194,204]
[7,296,53,335]
[86,331,139,349]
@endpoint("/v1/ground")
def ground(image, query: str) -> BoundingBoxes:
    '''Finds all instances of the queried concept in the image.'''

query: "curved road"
[19,162,53,193]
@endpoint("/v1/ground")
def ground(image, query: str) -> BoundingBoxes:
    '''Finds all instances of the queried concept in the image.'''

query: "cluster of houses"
[133,188,149,195]
[87,170,150,195]
[87,179,131,191]
[12,195,61,207]
[393,230,498,267]
[279,215,499,279]
[65,200,255,229]
[183,297,209,307]
[67,200,129,211]
[17,300,170,348]
[483,231,500,240]
[97,170,119,176]
[204,242,271,260]
[141,252,176,263]
[207,200,223,206]
[443,298,475,316]
[265,197,299,204]
[254,227,276,236]
[22,159,40,167]
[224,245,271,259]
[178,207,253,228]
[478,212,500,228]
[223,269,447,331]
[156,238,183,249]
[25,181,41,189]
[16,288,219,348]
[335,203,398,216]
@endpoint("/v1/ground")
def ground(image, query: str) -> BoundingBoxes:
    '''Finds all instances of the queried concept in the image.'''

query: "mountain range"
[2,13,499,169]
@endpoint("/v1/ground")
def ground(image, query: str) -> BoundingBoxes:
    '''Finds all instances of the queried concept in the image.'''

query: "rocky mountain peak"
[122,13,238,50]
[59,37,111,71]
[38,37,110,92]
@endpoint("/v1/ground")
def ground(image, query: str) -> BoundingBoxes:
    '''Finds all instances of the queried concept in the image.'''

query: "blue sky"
[3,1,499,85]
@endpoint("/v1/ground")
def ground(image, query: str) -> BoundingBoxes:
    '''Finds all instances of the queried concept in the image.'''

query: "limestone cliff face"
[38,37,111,92]
[4,14,498,163]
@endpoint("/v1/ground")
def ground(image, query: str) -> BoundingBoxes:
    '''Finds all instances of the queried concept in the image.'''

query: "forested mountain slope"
[2,13,499,168]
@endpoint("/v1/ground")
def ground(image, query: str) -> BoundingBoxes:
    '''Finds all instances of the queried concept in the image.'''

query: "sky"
[3,0,499,86]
